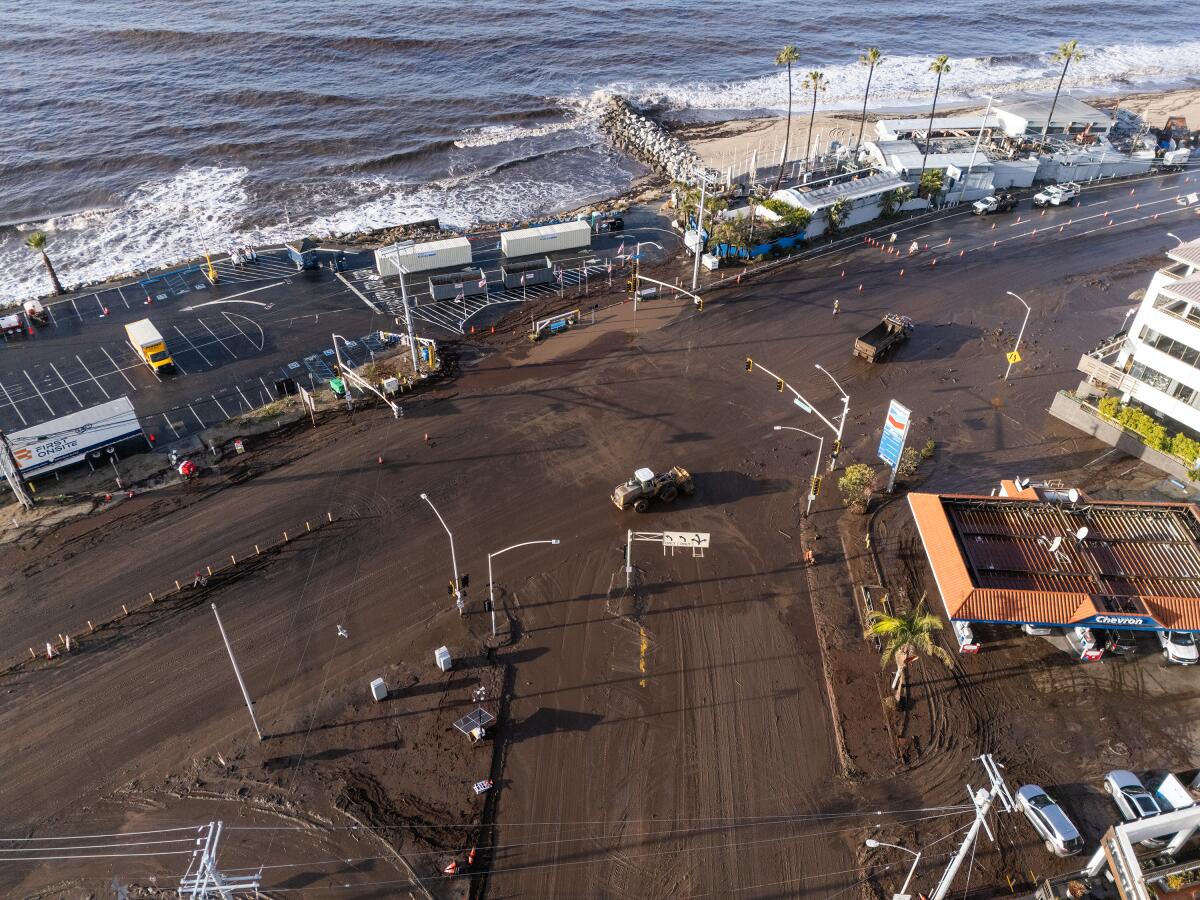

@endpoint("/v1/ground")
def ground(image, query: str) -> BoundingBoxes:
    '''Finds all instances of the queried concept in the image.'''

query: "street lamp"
[774,425,823,518]
[865,838,922,899]
[487,539,561,638]
[955,95,998,207]
[419,493,462,613]
[1003,291,1031,382]
[631,240,664,320]
[1166,232,1187,246]
[814,363,849,471]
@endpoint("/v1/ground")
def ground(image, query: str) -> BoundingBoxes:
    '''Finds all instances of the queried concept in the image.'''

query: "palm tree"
[772,45,801,193]
[917,55,951,198]
[865,597,954,703]
[802,70,829,174]
[1038,40,1086,146]
[24,231,64,295]
[854,48,885,157]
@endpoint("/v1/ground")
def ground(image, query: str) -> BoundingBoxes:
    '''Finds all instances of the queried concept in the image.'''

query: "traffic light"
[745,357,753,373]
[776,378,785,393]
[696,296,704,311]
[626,278,635,292]
[446,581,454,597]
[460,573,469,590]
[810,475,822,497]
[831,439,842,459]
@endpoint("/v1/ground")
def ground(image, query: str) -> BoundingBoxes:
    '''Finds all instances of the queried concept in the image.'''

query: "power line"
[0,837,198,853]
[0,849,195,862]
[0,825,199,842]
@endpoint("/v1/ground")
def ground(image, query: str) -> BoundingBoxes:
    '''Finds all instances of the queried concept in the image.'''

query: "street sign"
[877,399,911,468]
[1006,349,1022,365]
[662,531,711,549]
[794,397,813,413]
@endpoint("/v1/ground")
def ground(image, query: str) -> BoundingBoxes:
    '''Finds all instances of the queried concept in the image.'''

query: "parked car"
[1032,182,1080,207]
[1016,785,1084,856]
[1100,630,1138,657]
[971,191,1019,215]
[1158,630,1199,665]
[1105,770,1164,846]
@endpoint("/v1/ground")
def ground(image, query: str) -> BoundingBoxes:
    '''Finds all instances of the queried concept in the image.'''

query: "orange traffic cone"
[443,860,458,876]
[468,848,477,865]
[857,284,863,292]
[377,456,383,465]
[899,269,905,277]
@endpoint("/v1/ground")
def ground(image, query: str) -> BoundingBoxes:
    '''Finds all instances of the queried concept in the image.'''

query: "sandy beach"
[680,86,1200,176]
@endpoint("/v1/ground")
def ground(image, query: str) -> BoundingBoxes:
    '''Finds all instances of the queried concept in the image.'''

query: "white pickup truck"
[1032,182,1080,207]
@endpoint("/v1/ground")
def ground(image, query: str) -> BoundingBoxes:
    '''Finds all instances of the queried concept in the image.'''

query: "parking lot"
[0,251,388,444]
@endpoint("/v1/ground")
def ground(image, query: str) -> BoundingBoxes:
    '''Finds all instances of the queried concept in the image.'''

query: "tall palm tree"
[802,70,829,174]
[1038,40,1086,146]
[865,598,954,703]
[855,47,885,157]
[24,231,64,295]
[772,45,801,193]
[917,55,951,198]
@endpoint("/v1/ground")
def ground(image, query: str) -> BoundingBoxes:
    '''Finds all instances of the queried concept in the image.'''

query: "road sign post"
[877,399,912,493]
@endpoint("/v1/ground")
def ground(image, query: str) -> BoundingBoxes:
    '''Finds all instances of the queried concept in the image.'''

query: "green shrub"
[825,197,852,233]
[1171,433,1200,466]
[897,447,922,479]
[838,464,876,513]
[921,439,936,459]
[1097,396,1120,418]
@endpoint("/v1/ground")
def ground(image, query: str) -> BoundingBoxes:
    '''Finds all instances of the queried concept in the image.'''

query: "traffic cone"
[104,493,112,502]
[930,258,937,266]
[857,284,863,292]
[991,222,996,229]
[993,241,997,248]
[490,325,495,334]
[148,434,156,444]
[443,860,458,876]
[923,243,929,251]
[840,270,845,278]
[424,432,429,442]
[1130,188,1135,195]
[470,325,475,334]
[127,490,134,499]
[1153,213,1159,220]
[46,642,55,659]
[1032,229,1037,237]
[899,269,905,277]
[959,249,964,257]
[377,456,383,465]
[468,848,477,865]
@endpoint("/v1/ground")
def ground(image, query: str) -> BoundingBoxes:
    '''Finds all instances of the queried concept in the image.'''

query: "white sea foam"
[453,91,611,149]
[619,40,1200,114]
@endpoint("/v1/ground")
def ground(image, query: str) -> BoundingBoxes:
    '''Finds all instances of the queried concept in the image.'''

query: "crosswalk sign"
[1006,350,1022,365]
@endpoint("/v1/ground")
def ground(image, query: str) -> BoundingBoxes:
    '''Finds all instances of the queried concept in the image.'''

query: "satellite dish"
[1076,526,1089,542]
[1019,477,1031,489]
[1048,536,1063,553]
[1068,488,1080,504]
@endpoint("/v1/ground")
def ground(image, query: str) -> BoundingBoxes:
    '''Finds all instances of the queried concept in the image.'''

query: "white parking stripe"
[101,347,138,391]
[117,286,130,309]
[236,386,253,411]
[173,325,213,367]
[211,394,230,418]
[46,304,58,327]
[0,380,28,426]
[76,355,111,399]
[187,404,205,428]
[198,319,238,358]
[93,295,105,315]
[23,370,55,415]
[71,297,82,319]
[49,362,84,408]
[161,413,181,439]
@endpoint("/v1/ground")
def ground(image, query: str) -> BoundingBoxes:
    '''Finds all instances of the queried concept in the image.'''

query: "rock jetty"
[599,96,704,183]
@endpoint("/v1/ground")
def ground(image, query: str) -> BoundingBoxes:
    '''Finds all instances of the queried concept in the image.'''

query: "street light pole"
[814,363,849,471]
[211,603,263,742]
[955,94,995,206]
[865,838,921,898]
[332,333,353,411]
[691,171,711,292]
[773,425,823,518]
[1003,291,1031,381]
[487,539,561,638]
[420,493,461,613]
[396,268,420,377]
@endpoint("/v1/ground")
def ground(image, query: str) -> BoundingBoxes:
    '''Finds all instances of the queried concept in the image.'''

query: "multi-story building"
[1078,236,1200,437]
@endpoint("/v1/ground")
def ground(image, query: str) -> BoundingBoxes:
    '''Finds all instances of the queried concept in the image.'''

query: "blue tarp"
[714,231,806,259]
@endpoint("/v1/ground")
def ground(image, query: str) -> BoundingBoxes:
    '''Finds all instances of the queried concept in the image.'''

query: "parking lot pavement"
[0,255,386,444]
[343,260,617,335]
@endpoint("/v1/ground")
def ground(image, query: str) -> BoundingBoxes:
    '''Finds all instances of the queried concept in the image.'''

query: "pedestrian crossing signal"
[745,358,753,373]
[776,378,785,393]
[810,476,822,497]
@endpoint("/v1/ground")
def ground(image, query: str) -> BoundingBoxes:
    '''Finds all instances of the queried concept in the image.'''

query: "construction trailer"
[501,257,553,289]
[7,397,143,478]
[428,268,487,302]
[376,236,473,278]
[500,220,591,258]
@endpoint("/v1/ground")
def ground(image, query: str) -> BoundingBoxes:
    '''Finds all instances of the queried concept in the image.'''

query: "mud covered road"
[2,172,1197,898]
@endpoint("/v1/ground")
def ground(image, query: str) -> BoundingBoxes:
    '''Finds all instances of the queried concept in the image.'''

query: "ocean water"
[2,0,1198,300]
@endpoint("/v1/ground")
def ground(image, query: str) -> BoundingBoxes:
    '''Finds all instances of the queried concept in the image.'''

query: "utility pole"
[928,755,1014,900]
[211,604,264,742]
[0,431,33,509]
[179,821,262,898]
[396,269,420,377]
[691,171,710,292]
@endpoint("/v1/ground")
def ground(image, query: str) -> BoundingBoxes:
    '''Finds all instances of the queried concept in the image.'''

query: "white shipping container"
[9,397,142,477]
[501,220,591,259]
[376,236,473,277]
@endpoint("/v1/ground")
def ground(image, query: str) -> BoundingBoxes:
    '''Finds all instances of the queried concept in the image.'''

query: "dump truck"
[1032,182,1080,207]
[853,314,913,363]
[125,318,174,373]
[611,466,695,513]
[971,191,1018,215]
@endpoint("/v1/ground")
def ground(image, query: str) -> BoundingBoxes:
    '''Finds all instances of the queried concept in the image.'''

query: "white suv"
[1158,631,1199,665]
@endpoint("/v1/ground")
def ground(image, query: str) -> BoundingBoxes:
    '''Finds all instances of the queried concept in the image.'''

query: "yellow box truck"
[125,318,174,373]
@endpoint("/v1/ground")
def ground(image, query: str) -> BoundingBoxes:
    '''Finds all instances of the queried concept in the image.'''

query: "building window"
[1138,326,1200,369]
[1129,361,1174,393]
[1173,383,1196,405]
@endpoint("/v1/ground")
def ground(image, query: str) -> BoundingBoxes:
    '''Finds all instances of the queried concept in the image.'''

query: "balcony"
[1077,353,1137,391]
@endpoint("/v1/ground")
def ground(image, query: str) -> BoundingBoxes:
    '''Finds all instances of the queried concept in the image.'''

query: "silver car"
[1017,784,1084,856]
[1104,770,1163,845]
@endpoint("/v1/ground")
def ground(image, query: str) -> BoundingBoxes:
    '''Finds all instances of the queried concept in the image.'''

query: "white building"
[875,114,994,142]
[1081,238,1200,437]
[992,93,1112,139]
[861,140,995,200]
[770,170,913,239]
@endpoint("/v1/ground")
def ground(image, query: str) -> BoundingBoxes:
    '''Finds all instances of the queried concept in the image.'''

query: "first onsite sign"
[878,399,911,469]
